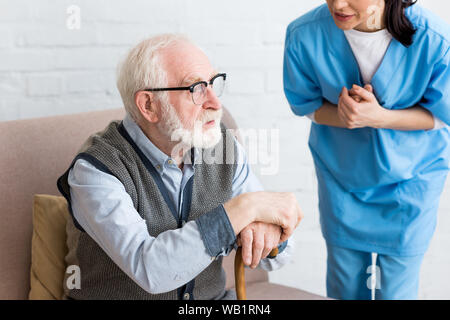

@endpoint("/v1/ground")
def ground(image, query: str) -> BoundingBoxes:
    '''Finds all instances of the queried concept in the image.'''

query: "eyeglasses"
[142,73,226,105]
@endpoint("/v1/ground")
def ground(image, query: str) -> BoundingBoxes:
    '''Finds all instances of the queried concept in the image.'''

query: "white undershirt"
[344,28,393,85]
[307,28,445,129]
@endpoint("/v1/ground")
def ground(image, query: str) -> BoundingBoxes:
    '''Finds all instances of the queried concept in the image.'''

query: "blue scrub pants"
[326,243,425,300]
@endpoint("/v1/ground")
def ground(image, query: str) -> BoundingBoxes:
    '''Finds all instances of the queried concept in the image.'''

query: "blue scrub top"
[283,4,450,256]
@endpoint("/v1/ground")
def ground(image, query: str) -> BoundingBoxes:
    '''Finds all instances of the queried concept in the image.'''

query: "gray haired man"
[57,34,302,300]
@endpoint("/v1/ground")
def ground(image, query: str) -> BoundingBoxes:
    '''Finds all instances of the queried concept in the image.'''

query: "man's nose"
[202,86,221,110]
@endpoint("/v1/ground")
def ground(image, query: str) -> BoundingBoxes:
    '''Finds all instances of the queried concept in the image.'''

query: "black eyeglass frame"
[141,73,227,97]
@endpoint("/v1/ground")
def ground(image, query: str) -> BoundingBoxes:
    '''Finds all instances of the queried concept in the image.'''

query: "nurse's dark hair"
[384,0,417,47]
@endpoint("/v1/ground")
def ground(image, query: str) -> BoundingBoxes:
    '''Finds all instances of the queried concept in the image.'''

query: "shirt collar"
[122,113,198,173]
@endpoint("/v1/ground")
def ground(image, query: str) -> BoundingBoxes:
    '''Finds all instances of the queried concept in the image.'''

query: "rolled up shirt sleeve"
[258,235,295,272]
[196,204,237,258]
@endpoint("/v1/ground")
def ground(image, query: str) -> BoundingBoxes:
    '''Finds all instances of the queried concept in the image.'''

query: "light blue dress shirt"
[68,114,292,294]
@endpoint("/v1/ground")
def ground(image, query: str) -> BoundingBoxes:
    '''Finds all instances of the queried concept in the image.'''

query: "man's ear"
[135,91,159,123]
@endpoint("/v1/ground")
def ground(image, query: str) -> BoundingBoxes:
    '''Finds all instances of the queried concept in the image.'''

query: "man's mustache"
[198,108,223,125]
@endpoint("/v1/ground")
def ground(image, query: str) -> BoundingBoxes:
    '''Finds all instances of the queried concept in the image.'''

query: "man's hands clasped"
[224,191,303,268]
[237,222,281,268]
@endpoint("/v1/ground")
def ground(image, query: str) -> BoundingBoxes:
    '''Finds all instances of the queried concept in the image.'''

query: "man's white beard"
[156,96,223,150]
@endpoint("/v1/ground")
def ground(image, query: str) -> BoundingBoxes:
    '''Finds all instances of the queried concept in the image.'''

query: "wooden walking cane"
[234,247,279,300]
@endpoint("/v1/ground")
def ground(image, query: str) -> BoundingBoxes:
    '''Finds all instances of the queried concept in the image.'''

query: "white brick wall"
[1,0,449,299]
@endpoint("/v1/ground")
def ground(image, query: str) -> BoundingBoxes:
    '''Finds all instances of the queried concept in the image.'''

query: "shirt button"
[183,293,190,300]
[156,165,161,170]
[168,159,173,165]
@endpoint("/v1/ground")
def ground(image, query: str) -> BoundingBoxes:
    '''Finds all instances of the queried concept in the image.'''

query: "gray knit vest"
[57,120,237,300]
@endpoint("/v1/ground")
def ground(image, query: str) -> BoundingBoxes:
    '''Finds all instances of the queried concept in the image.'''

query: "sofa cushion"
[29,194,69,300]
[245,282,329,300]
[0,108,125,299]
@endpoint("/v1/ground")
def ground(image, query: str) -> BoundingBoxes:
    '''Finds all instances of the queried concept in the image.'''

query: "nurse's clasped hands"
[337,84,388,129]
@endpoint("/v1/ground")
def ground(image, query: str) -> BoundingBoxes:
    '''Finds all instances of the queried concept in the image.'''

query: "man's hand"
[337,84,388,129]
[237,222,281,268]
[224,191,303,243]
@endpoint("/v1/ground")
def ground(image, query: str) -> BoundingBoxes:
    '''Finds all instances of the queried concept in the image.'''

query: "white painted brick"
[210,46,283,69]
[96,23,181,47]
[57,94,122,114]
[52,47,127,70]
[226,69,265,95]
[82,0,185,24]
[0,50,56,71]
[263,0,324,23]
[28,0,67,24]
[26,74,63,96]
[259,167,317,193]
[0,99,20,121]
[0,0,33,22]
[221,93,292,122]
[262,23,287,46]
[269,228,327,297]
[265,67,284,93]
[185,21,261,47]
[0,26,13,49]
[16,24,98,47]
[16,93,120,119]
[0,73,26,96]
[65,71,115,94]
[184,0,265,22]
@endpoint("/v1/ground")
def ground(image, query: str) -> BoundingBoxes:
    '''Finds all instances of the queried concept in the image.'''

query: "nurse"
[283,0,450,299]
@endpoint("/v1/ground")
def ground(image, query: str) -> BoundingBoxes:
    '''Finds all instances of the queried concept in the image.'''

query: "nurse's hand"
[338,84,388,129]
[348,83,373,101]
[237,222,281,268]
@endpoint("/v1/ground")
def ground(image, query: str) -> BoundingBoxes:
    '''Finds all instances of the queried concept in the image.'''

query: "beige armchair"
[0,108,325,300]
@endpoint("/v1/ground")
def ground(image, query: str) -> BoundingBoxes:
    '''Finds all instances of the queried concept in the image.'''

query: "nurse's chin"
[332,17,358,30]
[333,20,357,30]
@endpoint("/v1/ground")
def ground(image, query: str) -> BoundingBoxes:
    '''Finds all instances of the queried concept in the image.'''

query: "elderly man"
[57,34,302,300]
